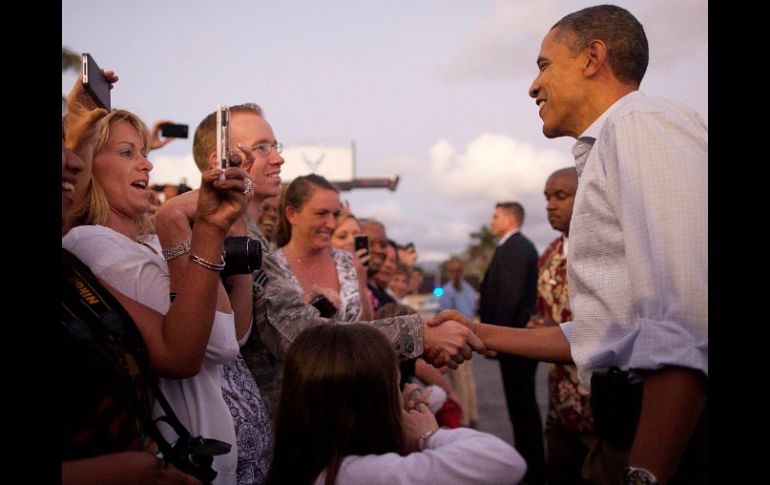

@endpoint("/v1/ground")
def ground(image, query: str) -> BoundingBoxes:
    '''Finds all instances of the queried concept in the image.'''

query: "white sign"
[280,142,355,182]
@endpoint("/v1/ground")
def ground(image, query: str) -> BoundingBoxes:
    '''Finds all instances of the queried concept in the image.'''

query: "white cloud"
[148,153,201,188]
[356,201,405,229]
[428,133,570,205]
[346,132,573,268]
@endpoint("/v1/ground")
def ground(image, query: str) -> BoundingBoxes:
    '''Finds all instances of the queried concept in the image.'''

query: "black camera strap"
[61,249,229,483]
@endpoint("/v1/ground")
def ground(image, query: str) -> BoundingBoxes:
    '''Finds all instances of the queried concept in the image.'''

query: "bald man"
[528,167,598,484]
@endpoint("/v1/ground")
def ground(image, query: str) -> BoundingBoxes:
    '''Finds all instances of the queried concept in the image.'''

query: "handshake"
[422,309,493,369]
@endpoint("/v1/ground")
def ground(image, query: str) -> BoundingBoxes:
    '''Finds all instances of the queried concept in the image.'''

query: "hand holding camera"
[65,54,116,158]
[307,286,340,318]
[150,119,188,151]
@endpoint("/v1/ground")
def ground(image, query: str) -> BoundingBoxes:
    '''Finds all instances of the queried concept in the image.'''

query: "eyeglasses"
[251,142,283,156]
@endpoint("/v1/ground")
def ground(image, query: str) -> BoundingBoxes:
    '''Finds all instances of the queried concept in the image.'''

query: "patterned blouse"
[536,236,594,432]
[273,247,363,322]
[240,219,423,417]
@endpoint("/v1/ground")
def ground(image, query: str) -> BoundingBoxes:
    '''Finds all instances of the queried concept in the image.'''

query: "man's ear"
[208,152,218,170]
[583,39,608,77]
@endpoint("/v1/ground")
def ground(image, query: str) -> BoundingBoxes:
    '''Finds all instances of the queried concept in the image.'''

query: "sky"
[62,0,707,267]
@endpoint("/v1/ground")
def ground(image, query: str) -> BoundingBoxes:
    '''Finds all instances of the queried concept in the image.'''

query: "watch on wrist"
[622,466,660,485]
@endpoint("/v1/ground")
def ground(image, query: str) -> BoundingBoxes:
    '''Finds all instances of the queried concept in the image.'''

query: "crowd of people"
[62,5,706,485]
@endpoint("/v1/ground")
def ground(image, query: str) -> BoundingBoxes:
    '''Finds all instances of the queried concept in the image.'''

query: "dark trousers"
[499,354,545,485]
[545,414,597,485]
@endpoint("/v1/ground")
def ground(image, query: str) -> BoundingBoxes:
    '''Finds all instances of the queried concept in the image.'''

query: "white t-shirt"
[63,225,240,485]
[314,427,526,484]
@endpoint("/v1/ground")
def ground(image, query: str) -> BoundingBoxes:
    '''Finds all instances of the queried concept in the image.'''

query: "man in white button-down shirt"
[433,5,706,485]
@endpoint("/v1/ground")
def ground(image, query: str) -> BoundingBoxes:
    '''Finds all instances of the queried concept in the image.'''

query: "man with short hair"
[527,6,708,484]
[435,5,707,484]
[529,167,597,485]
[479,201,542,485]
[188,105,485,417]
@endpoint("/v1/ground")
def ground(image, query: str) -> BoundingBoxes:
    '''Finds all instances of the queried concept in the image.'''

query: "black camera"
[590,367,643,447]
[310,294,338,318]
[165,434,231,483]
[222,236,262,278]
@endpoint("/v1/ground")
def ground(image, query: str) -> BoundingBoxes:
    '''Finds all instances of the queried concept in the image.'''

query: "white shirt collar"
[497,228,519,246]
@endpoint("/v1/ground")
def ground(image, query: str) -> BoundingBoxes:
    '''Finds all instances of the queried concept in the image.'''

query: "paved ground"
[468,354,549,447]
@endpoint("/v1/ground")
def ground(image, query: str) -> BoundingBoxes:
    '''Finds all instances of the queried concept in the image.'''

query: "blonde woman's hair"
[69,109,153,239]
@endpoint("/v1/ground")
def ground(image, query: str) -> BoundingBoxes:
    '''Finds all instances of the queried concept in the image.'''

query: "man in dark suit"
[479,201,543,485]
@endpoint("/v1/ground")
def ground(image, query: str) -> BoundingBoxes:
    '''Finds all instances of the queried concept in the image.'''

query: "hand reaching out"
[422,316,485,369]
[149,119,178,151]
[64,70,117,158]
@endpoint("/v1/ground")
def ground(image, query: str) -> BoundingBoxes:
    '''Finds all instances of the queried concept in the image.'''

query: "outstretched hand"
[431,309,499,359]
[422,317,485,369]
[149,119,177,150]
[429,309,476,332]
[64,70,117,157]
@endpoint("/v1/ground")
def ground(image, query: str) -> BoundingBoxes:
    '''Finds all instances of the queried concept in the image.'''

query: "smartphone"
[309,294,338,318]
[81,53,111,110]
[354,235,369,266]
[216,105,231,173]
[159,123,189,139]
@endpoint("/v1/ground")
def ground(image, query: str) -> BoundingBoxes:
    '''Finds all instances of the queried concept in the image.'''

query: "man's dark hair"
[552,4,648,86]
[496,201,525,226]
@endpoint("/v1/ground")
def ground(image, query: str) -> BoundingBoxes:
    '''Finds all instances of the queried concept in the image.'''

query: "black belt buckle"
[591,367,643,447]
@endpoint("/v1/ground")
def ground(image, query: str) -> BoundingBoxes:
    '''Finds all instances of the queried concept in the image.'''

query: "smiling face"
[230,112,284,200]
[285,187,341,251]
[331,215,361,252]
[528,28,590,139]
[91,120,153,225]
[257,195,280,238]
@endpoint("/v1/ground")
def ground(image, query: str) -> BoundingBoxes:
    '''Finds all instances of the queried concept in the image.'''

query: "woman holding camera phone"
[62,75,251,484]
[63,99,257,484]
[273,174,372,321]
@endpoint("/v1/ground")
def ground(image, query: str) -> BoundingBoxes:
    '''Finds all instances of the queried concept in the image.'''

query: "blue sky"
[63,0,707,266]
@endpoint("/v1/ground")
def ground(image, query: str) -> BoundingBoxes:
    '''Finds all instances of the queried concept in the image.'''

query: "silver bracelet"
[189,252,226,271]
[161,239,191,261]
[418,426,439,450]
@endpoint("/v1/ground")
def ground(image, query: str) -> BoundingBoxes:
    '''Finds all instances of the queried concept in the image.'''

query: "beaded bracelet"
[418,427,439,450]
[161,239,191,261]
[189,252,226,271]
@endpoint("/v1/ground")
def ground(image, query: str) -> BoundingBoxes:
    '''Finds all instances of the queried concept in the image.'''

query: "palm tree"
[463,225,497,280]
[62,47,80,113]
[62,47,80,72]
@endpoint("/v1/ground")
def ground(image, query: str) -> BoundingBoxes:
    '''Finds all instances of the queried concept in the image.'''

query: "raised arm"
[137,167,249,376]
